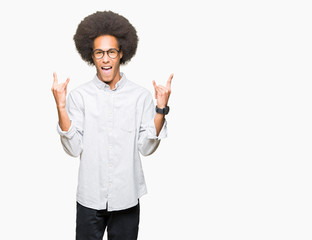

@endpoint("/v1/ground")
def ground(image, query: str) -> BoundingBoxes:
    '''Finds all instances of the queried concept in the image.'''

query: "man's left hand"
[152,73,173,108]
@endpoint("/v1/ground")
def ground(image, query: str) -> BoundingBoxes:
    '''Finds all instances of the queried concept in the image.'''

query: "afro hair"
[73,11,138,65]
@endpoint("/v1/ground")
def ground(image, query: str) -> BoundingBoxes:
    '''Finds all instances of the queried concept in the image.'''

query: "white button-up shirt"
[56,72,167,211]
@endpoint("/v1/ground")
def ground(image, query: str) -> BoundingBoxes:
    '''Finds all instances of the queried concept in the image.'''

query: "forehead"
[93,35,119,50]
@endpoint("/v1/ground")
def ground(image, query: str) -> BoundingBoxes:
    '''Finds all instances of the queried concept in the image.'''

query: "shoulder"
[67,79,95,106]
[69,78,95,98]
[125,79,153,101]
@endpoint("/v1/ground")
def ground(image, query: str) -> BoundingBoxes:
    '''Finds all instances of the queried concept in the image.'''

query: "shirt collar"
[93,72,127,91]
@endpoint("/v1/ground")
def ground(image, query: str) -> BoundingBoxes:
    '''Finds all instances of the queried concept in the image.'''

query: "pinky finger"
[65,77,70,86]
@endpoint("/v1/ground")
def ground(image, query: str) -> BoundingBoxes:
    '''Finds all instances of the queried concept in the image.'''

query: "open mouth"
[101,66,112,74]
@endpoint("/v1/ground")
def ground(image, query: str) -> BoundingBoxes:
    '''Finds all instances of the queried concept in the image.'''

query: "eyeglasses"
[92,48,121,59]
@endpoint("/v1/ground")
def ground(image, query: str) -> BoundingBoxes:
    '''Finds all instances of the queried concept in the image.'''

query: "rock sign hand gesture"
[152,73,173,109]
[51,72,70,109]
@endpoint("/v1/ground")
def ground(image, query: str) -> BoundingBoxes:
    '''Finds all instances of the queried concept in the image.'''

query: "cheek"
[113,59,120,68]
[94,60,101,68]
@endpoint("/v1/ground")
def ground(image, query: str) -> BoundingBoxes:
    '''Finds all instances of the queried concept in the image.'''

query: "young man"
[51,11,172,240]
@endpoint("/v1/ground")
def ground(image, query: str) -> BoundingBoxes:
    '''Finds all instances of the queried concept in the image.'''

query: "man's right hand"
[51,72,70,109]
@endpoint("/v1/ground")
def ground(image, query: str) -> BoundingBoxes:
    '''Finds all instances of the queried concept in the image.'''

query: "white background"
[0,0,311,239]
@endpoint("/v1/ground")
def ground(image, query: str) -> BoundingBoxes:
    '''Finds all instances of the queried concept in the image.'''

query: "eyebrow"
[93,48,119,51]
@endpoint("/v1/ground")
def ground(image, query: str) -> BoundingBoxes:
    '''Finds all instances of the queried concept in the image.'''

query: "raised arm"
[138,74,173,156]
[152,73,173,136]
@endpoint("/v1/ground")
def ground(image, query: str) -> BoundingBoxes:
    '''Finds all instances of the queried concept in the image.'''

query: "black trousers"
[76,201,140,240]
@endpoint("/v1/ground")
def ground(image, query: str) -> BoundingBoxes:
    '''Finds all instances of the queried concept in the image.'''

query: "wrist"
[155,105,170,115]
[57,105,66,111]
[156,104,166,109]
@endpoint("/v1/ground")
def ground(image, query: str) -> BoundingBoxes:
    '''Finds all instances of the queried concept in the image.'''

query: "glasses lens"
[108,49,118,58]
[94,50,103,59]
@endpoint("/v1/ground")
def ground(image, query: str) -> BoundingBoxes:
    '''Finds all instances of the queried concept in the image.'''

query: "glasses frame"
[92,48,121,59]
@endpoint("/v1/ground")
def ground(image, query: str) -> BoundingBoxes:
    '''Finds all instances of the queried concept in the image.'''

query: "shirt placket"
[107,90,114,209]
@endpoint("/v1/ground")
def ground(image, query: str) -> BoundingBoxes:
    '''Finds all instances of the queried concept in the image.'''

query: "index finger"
[152,80,157,89]
[53,72,58,85]
[166,73,173,89]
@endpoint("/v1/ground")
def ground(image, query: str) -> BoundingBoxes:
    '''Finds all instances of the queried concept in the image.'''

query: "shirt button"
[109,145,113,149]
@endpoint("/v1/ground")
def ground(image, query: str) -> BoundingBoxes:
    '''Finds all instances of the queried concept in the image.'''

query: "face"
[92,35,123,87]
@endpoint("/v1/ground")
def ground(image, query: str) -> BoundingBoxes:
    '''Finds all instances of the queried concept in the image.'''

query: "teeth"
[102,67,111,69]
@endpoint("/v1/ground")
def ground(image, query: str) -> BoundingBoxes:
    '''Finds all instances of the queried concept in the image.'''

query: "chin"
[102,78,113,84]
[98,73,112,83]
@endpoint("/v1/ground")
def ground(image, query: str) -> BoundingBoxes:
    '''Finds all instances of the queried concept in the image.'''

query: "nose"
[102,51,110,63]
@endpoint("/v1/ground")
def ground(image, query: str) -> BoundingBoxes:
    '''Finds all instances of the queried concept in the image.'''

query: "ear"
[119,49,123,59]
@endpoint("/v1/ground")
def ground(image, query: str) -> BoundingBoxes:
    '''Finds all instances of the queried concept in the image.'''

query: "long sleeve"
[54,73,168,210]
[138,92,167,156]
[56,91,84,157]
